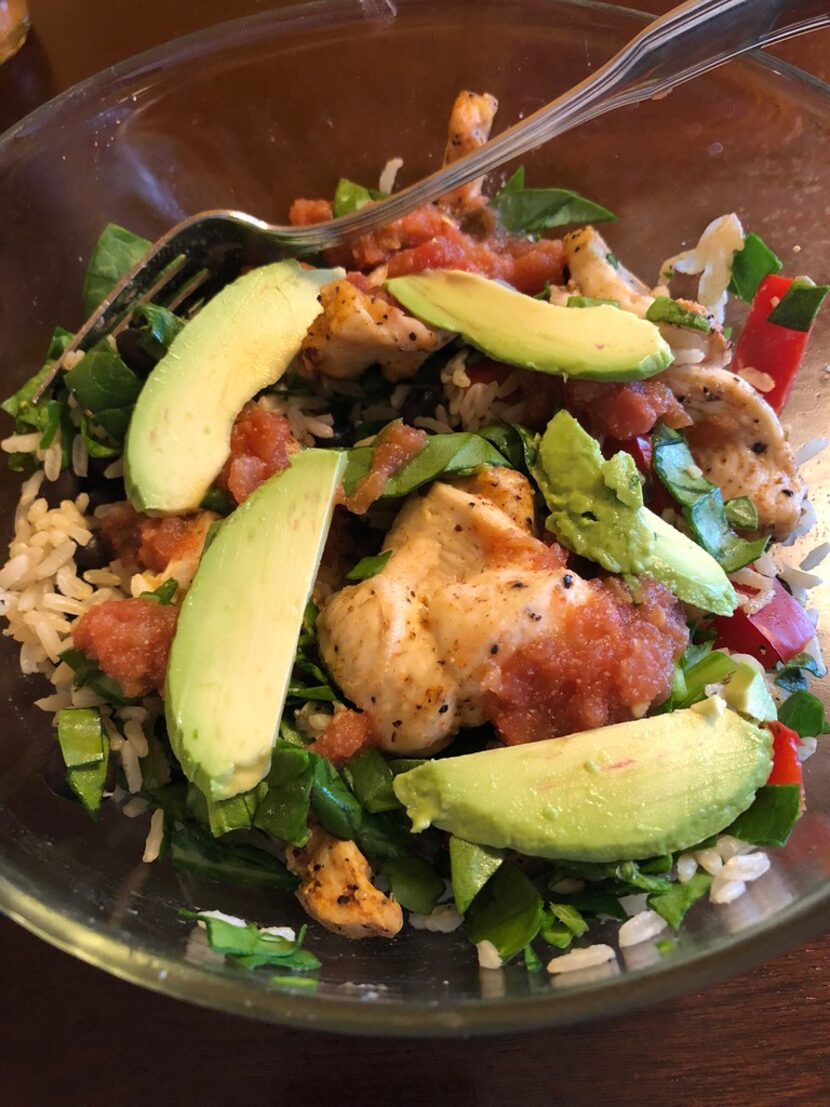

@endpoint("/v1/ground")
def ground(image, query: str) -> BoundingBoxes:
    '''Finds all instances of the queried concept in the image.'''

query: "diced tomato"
[465,359,514,388]
[732,274,811,414]
[313,709,375,765]
[714,577,815,667]
[766,721,804,789]
[603,435,653,474]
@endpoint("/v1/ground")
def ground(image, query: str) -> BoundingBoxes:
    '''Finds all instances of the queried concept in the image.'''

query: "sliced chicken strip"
[661,363,806,539]
[286,826,402,940]
[453,467,536,534]
[300,278,452,382]
[563,226,654,317]
[441,90,499,213]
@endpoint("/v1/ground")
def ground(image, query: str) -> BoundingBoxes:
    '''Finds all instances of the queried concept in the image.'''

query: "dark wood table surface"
[2,3,829,1105]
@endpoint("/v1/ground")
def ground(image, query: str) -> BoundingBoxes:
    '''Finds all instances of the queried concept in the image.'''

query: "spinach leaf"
[382,855,444,914]
[1,327,72,436]
[615,861,673,895]
[550,903,588,937]
[775,653,825,694]
[646,297,711,333]
[727,233,782,303]
[346,550,393,581]
[674,649,736,708]
[724,496,759,530]
[343,429,511,499]
[287,600,339,705]
[82,223,151,316]
[464,861,544,963]
[203,785,266,837]
[725,784,802,848]
[652,424,768,571]
[648,872,713,929]
[253,742,314,846]
[132,303,184,361]
[55,707,109,817]
[777,690,829,738]
[342,748,399,813]
[309,754,363,840]
[540,903,588,950]
[182,912,320,973]
[59,646,132,706]
[65,342,143,446]
[490,168,616,234]
[170,823,298,889]
[478,423,539,475]
[355,810,412,861]
[767,278,830,332]
[449,836,505,915]
[140,578,178,605]
[333,178,386,218]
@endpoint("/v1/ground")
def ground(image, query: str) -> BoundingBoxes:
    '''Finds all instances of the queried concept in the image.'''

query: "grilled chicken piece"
[453,467,536,534]
[661,364,806,538]
[300,278,452,382]
[285,826,402,940]
[319,477,587,754]
[563,227,653,317]
[441,90,499,213]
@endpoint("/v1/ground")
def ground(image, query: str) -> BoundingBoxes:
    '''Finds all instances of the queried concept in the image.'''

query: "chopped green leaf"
[615,861,673,895]
[253,742,314,846]
[333,178,386,218]
[549,903,588,938]
[1,327,72,444]
[656,938,678,956]
[79,414,120,459]
[449,836,505,915]
[169,823,298,889]
[132,304,185,363]
[490,171,616,234]
[383,855,444,914]
[567,295,619,309]
[59,646,131,706]
[652,424,768,571]
[204,785,266,837]
[523,944,544,972]
[648,872,712,929]
[777,690,829,739]
[725,784,802,848]
[646,297,711,333]
[728,233,782,303]
[767,277,830,332]
[540,917,574,949]
[140,578,178,605]
[82,223,151,316]
[346,550,393,581]
[464,861,544,963]
[775,653,825,694]
[355,810,412,861]
[183,912,319,973]
[343,748,399,813]
[343,429,511,500]
[478,423,539,475]
[724,496,759,530]
[65,342,143,446]
[675,649,736,708]
[55,708,109,816]
[309,755,363,841]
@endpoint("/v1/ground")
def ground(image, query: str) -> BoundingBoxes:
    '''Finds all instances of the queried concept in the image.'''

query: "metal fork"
[36,0,830,401]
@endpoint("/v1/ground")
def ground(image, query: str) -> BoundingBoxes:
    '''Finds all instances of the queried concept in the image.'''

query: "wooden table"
[1,3,829,1104]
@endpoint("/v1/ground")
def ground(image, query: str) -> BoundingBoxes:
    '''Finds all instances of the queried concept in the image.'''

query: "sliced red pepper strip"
[732,274,809,413]
[714,577,814,668]
[766,720,803,790]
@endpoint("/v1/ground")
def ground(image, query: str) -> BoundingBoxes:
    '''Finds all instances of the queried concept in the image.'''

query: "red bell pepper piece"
[766,721,803,789]
[603,435,653,474]
[732,274,810,413]
[714,578,814,668]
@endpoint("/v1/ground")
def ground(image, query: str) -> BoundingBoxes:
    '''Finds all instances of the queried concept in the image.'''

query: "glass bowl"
[0,0,828,1035]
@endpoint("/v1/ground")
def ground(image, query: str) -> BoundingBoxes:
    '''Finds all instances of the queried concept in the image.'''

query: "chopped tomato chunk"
[312,709,375,765]
[563,379,689,440]
[767,720,804,789]
[218,403,299,505]
[289,198,333,226]
[73,598,178,698]
[714,578,815,667]
[101,503,212,575]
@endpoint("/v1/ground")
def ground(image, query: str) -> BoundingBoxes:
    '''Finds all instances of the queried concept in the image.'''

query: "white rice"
[722,852,770,883]
[618,893,648,917]
[547,944,617,974]
[476,939,503,969]
[710,878,747,905]
[142,807,165,863]
[801,542,830,572]
[378,156,404,194]
[676,853,698,883]
[618,910,668,948]
[694,847,723,876]
[409,904,463,932]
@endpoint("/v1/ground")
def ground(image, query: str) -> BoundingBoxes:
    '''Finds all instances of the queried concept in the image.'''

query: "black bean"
[401,385,442,425]
[40,468,82,508]
[74,533,111,572]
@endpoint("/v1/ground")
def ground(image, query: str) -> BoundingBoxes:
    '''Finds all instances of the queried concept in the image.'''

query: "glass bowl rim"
[1,0,829,1035]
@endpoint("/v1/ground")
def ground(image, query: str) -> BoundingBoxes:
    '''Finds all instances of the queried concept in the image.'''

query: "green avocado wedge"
[165,449,346,801]
[385,269,673,381]
[393,699,772,862]
[125,261,341,515]
[535,411,737,616]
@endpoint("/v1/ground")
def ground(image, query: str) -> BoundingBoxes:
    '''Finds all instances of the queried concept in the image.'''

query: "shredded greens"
[490,167,616,234]
[182,911,320,973]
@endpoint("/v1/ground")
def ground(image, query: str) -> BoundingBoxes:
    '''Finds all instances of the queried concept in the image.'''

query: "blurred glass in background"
[0,0,29,64]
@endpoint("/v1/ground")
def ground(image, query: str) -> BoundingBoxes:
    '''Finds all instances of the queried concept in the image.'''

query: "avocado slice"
[385,269,673,381]
[165,448,346,800]
[536,411,737,615]
[393,700,772,862]
[720,662,777,723]
[125,260,341,515]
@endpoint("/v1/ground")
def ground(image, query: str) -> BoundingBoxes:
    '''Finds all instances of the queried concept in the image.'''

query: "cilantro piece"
[728,233,782,303]
[646,297,711,333]
[648,872,712,929]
